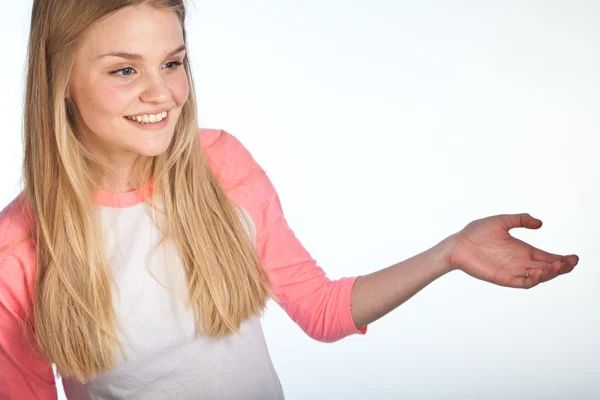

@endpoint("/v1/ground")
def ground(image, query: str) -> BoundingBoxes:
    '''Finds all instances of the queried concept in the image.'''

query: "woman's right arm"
[0,253,58,399]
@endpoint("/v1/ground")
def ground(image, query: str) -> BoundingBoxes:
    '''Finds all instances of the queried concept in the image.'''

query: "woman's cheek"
[100,84,137,116]
[171,73,189,106]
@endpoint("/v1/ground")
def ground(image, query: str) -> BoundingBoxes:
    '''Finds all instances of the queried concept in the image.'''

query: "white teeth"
[127,111,168,124]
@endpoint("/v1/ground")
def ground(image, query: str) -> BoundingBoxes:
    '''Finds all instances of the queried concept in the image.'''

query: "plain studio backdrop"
[1,1,598,399]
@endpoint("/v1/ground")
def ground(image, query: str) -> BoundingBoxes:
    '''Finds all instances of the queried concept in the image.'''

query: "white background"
[1,1,598,399]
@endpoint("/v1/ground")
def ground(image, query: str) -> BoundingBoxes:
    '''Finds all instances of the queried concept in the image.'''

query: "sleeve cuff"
[340,276,368,336]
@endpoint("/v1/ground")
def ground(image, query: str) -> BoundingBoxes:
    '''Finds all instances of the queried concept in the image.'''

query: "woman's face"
[69,4,189,168]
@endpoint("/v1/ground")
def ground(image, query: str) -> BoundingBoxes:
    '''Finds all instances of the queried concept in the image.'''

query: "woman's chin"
[135,143,172,158]
[134,133,176,158]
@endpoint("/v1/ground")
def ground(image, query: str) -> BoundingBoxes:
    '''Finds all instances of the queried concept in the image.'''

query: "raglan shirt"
[0,129,367,400]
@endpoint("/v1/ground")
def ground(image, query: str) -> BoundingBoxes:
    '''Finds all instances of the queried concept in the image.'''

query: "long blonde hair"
[23,0,271,381]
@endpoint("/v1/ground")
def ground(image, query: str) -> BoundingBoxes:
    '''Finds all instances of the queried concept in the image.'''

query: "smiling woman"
[0,1,581,400]
[1,0,280,398]
[68,5,189,190]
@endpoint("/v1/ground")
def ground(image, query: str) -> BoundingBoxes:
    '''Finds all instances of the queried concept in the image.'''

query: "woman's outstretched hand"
[448,213,579,288]
[350,213,578,328]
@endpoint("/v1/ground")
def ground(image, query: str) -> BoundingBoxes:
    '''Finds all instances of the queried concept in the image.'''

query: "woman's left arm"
[350,213,579,328]
[205,130,365,342]
[204,131,578,339]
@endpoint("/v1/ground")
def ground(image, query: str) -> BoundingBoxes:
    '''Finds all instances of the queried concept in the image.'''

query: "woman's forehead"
[79,4,184,60]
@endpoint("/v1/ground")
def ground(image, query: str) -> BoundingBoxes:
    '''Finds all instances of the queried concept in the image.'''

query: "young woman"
[0,1,579,399]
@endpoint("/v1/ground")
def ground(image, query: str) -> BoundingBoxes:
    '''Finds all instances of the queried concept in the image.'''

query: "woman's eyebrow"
[96,44,186,60]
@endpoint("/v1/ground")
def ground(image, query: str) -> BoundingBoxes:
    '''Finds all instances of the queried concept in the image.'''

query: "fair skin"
[68,5,579,331]
[69,4,189,192]
[350,214,579,328]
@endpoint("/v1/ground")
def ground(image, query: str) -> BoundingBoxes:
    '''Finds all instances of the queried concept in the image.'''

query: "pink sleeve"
[202,129,367,342]
[0,198,58,400]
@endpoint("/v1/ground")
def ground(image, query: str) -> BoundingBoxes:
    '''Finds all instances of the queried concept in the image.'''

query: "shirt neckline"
[94,178,153,208]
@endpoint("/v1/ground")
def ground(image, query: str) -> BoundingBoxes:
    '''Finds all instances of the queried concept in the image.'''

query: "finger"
[556,256,579,275]
[537,261,563,283]
[543,257,578,276]
[539,268,558,283]
[520,268,544,289]
[510,262,546,289]
[514,261,550,279]
[518,265,558,289]
[528,244,578,264]
[502,213,543,231]
[533,258,578,284]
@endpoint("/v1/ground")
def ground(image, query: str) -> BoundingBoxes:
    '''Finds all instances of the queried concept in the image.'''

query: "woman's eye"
[164,61,183,70]
[110,61,181,76]
[112,67,135,76]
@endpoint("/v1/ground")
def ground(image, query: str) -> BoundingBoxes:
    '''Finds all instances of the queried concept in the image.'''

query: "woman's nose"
[140,73,170,104]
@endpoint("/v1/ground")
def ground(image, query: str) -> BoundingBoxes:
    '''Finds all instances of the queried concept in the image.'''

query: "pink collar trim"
[94,178,153,208]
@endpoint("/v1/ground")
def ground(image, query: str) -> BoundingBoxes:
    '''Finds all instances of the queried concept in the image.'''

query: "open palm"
[448,213,578,288]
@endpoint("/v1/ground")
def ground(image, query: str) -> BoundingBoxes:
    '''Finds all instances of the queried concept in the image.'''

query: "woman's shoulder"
[0,192,36,264]
[200,128,255,162]
[198,127,272,209]
[199,128,225,149]
[199,128,264,182]
[0,193,36,314]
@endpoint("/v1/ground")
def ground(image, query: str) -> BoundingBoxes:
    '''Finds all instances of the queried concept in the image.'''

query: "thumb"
[502,213,543,230]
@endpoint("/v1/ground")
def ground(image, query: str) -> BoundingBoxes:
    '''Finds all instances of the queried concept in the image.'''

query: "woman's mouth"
[125,111,168,125]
